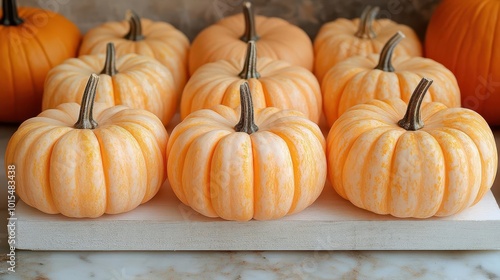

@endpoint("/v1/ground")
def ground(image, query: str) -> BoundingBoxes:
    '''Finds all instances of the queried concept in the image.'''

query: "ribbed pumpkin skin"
[42,53,176,125]
[189,13,313,75]
[425,0,500,125]
[322,55,461,126]
[167,106,326,221]
[4,103,168,218]
[0,7,80,123]
[79,18,189,96]
[327,99,497,218]
[314,18,421,83]
[181,57,322,123]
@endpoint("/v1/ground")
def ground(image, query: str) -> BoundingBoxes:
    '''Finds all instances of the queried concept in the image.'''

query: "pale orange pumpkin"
[189,1,313,75]
[5,74,168,218]
[43,43,176,125]
[168,82,326,221]
[327,78,497,218]
[181,41,322,123]
[314,6,422,83]
[0,0,81,123]
[426,0,500,125]
[79,10,189,96]
[322,32,460,127]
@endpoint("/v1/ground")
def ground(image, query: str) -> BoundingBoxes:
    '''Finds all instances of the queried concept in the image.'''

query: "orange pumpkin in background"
[79,10,189,96]
[181,41,322,123]
[189,1,313,75]
[0,0,81,123]
[426,0,500,125]
[314,6,421,83]
[5,74,168,218]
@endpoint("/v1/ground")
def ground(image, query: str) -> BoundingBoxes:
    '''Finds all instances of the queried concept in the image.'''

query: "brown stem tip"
[354,6,379,39]
[240,1,259,42]
[398,78,433,131]
[238,40,260,79]
[234,82,258,134]
[74,74,100,129]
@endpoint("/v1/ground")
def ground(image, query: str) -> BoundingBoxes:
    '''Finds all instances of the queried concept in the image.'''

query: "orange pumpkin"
[189,1,313,75]
[168,82,326,221]
[181,41,322,123]
[314,6,422,83]
[0,0,81,123]
[5,74,168,218]
[327,78,497,218]
[425,0,500,125]
[43,43,176,125]
[79,10,189,96]
[322,32,460,127]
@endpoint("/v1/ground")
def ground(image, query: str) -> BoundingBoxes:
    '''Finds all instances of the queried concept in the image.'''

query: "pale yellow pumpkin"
[327,78,497,218]
[322,32,460,127]
[181,41,322,123]
[5,74,168,218]
[43,43,176,125]
[168,82,326,221]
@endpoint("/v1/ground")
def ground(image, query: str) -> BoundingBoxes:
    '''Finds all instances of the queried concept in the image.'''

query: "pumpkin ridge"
[356,127,389,211]
[12,124,56,210]
[428,128,468,216]
[385,128,405,215]
[438,127,483,213]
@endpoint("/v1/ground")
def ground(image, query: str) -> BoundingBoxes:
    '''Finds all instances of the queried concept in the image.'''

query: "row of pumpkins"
[1,0,498,220]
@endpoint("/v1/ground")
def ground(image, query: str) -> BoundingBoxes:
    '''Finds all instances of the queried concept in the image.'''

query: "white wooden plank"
[15,181,500,251]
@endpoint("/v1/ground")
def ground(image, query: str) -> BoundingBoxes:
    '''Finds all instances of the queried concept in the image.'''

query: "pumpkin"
[425,0,500,125]
[43,43,177,125]
[4,74,168,218]
[0,0,81,123]
[322,32,460,127]
[327,78,497,218]
[168,82,326,221]
[188,1,313,75]
[181,41,322,123]
[79,10,189,96]
[314,6,422,83]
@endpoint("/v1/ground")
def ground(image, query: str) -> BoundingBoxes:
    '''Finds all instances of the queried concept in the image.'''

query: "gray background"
[18,0,442,41]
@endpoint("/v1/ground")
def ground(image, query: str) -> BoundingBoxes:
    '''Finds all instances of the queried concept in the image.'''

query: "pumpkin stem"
[238,41,260,79]
[74,74,99,129]
[240,1,259,42]
[235,82,259,134]
[124,10,144,41]
[354,6,379,39]
[1,0,23,26]
[398,78,433,131]
[374,31,405,72]
[100,43,118,76]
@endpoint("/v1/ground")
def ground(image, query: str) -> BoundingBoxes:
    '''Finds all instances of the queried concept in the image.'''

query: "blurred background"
[18,0,441,40]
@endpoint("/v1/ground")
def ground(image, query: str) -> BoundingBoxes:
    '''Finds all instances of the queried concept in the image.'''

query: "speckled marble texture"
[0,250,499,279]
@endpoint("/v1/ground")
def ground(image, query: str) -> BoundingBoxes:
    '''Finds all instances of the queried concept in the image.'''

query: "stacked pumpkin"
[3,1,499,221]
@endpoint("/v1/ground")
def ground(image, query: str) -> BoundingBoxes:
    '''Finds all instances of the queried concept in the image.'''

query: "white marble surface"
[0,249,499,279]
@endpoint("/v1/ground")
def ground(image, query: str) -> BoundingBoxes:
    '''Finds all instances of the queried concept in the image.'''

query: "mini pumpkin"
[0,0,81,122]
[322,32,460,127]
[327,78,497,218]
[43,43,176,125]
[79,10,189,96]
[189,1,313,75]
[426,0,500,125]
[168,82,326,221]
[181,41,322,123]
[5,74,168,218]
[314,6,422,83]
